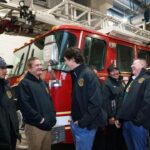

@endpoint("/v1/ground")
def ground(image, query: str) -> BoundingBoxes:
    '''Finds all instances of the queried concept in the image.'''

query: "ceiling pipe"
[115,0,131,10]
[114,0,138,15]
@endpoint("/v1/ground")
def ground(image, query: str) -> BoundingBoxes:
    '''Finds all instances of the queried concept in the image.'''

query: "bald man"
[116,59,150,150]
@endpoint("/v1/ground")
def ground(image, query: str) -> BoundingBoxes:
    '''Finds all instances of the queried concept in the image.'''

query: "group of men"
[63,48,150,150]
[0,46,150,150]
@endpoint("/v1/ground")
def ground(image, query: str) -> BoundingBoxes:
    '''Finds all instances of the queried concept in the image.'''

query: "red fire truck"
[8,24,150,143]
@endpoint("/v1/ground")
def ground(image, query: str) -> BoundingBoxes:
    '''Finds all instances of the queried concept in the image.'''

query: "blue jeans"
[71,121,96,150]
[123,121,148,150]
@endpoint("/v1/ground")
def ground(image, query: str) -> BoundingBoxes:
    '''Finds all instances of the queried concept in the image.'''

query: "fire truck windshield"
[9,30,77,77]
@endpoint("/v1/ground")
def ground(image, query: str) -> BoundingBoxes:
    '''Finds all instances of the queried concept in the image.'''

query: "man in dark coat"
[102,64,126,150]
[0,56,20,150]
[18,57,56,150]
[116,59,150,150]
[63,47,107,150]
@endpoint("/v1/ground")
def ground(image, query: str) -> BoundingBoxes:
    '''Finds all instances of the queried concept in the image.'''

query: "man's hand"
[115,120,121,128]
[74,121,78,125]
[40,118,45,124]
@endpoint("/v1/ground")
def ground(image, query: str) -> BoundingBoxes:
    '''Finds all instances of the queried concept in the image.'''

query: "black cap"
[107,64,118,74]
[0,57,13,69]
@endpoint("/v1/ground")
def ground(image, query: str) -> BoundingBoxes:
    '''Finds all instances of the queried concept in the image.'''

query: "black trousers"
[93,125,127,150]
[0,137,16,150]
[92,127,107,150]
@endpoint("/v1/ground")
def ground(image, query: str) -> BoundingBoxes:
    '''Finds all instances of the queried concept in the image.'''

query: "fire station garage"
[0,0,150,150]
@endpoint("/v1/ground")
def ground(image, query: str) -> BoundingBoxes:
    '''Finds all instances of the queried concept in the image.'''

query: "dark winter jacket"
[103,76,125,118]
[117,68,150,129]
[18,72,56,131]
[71,64,107,130]
[0,79,20,150]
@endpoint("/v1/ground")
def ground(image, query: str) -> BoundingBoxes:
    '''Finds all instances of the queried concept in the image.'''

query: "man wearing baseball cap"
[0,56,20,150]
[102,64,126,150]
[0,56,13,69]
[107,64,119,76]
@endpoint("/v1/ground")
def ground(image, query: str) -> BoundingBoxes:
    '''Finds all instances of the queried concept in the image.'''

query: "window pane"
[138,50,150,67]
[117,44,133,72]
[10,46,30,76]
[32,31,77,65]
[11,31,77,75]
[83,37,106,70]
[30,41,46,67]
[30,31,77,71]
[54,31,77,62]
[83,37,91,64]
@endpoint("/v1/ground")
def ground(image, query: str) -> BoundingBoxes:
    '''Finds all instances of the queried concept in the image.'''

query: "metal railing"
[1,0,150,43]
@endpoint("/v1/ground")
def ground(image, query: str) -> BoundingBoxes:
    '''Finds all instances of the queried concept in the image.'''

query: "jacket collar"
[71,64,86,78]
[70,64,87,84]
[25,72,42,82]
[136,68,147,79]
[108,76,118,82]
[0,78,7,86]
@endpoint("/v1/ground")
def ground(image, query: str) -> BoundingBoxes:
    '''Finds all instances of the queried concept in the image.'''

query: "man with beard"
[18,57,56,150]
[0,56,20,150]
[116,59,150,150]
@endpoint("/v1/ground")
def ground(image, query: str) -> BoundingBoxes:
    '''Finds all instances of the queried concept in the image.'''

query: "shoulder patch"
[138,77,145,84]
[78,78,84,87]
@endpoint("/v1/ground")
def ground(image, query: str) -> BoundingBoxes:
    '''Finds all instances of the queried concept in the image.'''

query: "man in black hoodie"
[18,57,56,150]
[116,59,150,150]
[0,56,20,150]
[63,47,107,150]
